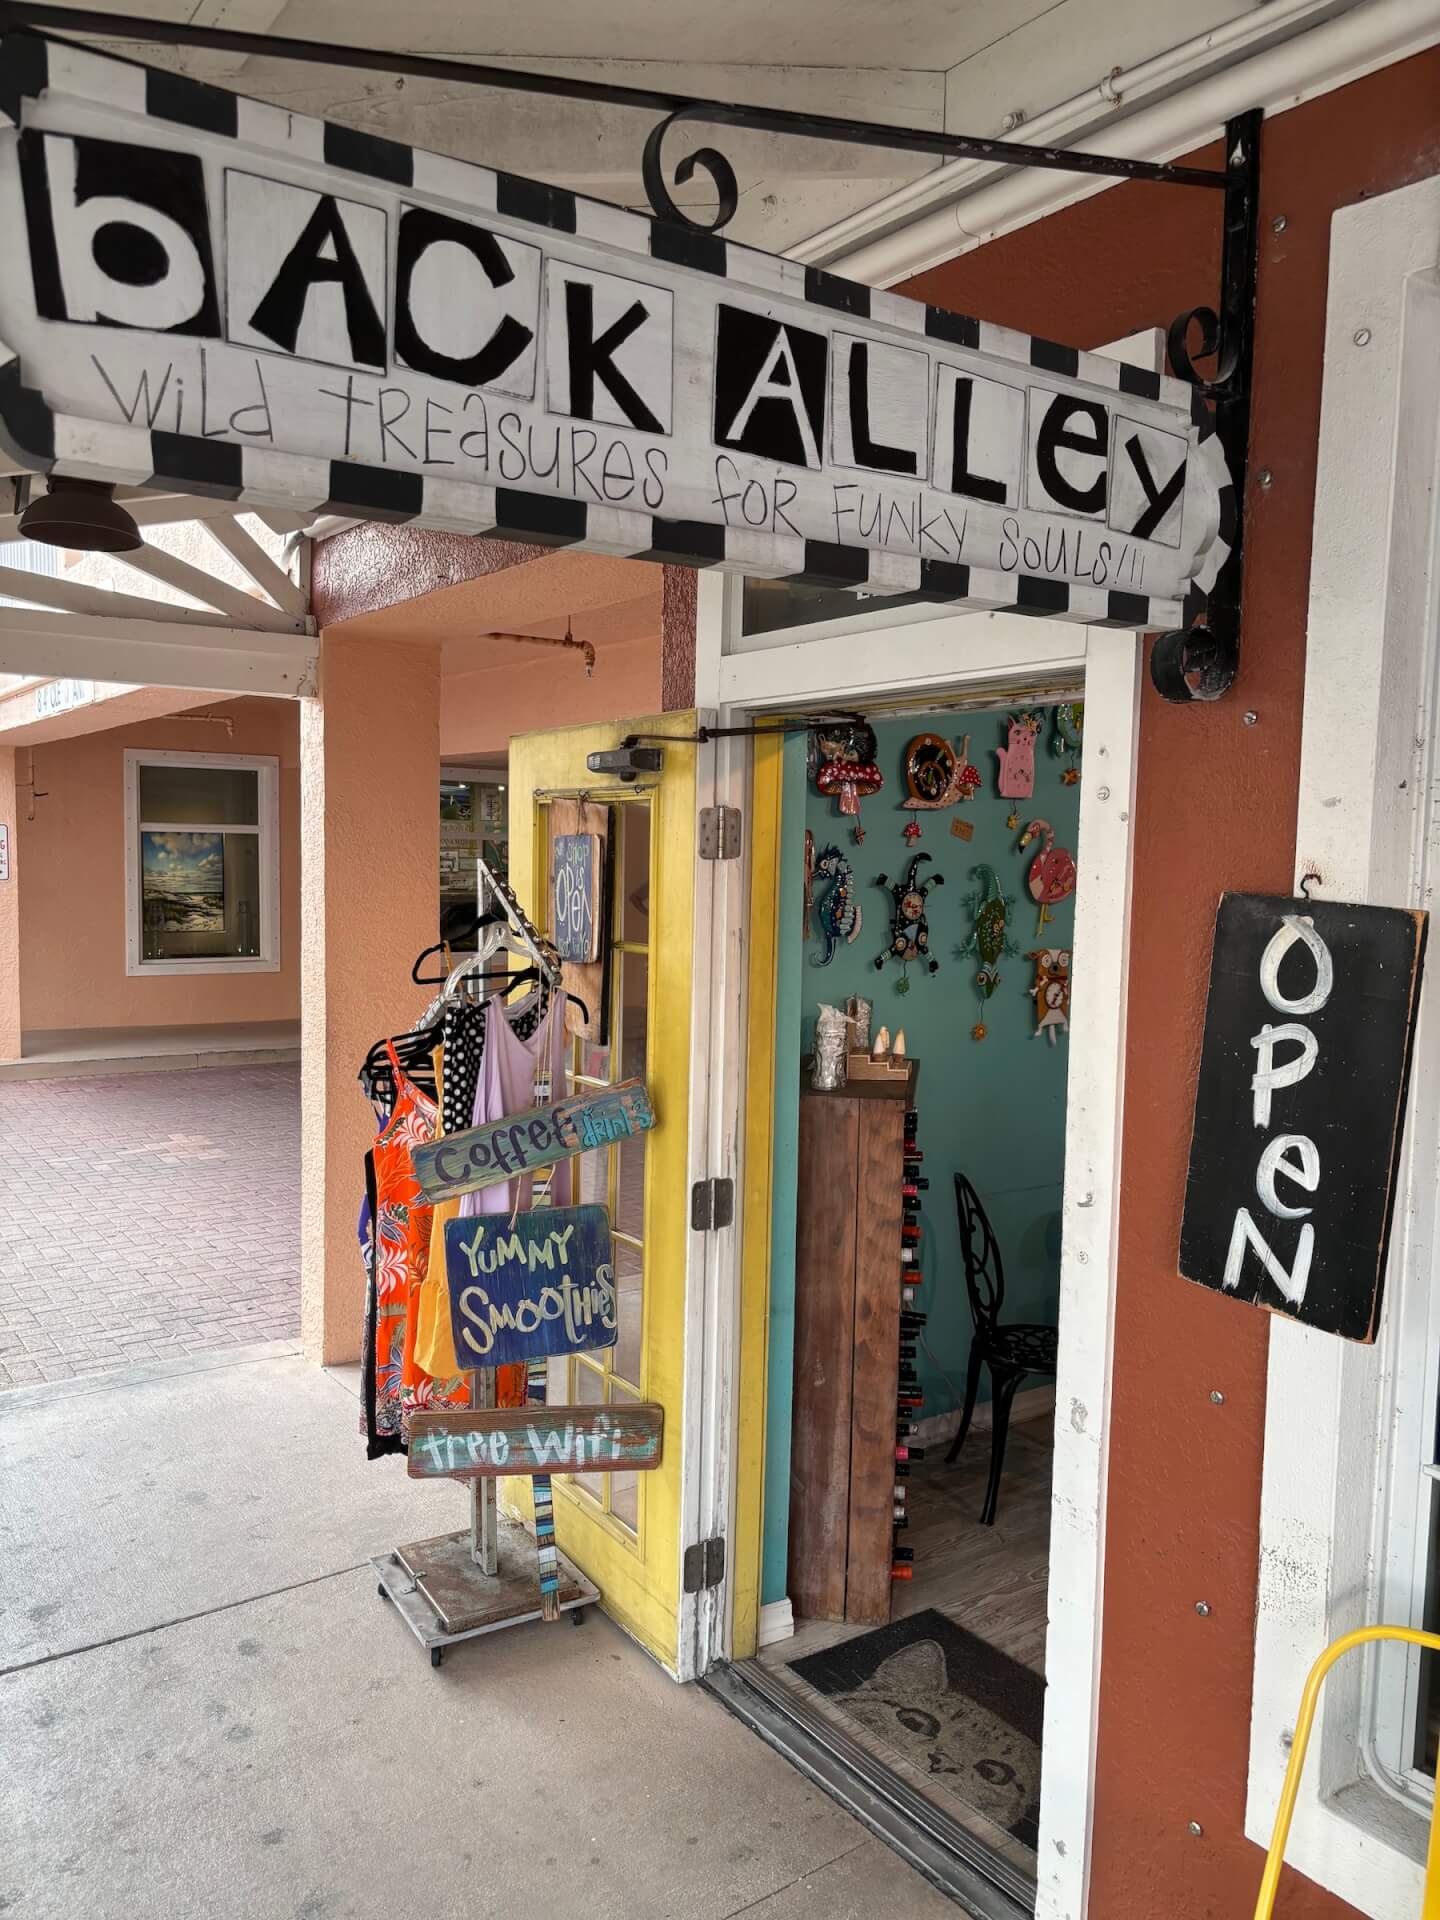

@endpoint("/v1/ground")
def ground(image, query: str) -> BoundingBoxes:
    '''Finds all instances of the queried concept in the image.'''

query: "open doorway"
[756,695,1082,1899]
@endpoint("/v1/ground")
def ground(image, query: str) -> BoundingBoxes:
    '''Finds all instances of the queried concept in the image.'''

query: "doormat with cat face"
[787,1608,1044,1848]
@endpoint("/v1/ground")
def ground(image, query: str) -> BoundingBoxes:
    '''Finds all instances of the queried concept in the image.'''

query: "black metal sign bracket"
[1150,110,1261,704]
[0,7,1260,703]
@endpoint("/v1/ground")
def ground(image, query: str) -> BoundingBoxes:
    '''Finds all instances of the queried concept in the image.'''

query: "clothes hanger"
[411,902,510,985]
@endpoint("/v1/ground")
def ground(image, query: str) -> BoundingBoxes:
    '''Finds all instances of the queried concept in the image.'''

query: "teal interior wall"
[761,733,806,1609]
[760,706,1079,1609]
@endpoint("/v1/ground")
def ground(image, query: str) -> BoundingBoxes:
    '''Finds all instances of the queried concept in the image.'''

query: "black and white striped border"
[0,27,1206,633]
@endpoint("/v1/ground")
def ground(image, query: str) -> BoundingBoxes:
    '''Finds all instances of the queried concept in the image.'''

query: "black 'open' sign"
[1179,893,1427,1343]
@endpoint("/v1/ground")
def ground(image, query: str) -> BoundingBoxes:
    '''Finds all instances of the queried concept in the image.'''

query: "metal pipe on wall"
[809,0,1440,284]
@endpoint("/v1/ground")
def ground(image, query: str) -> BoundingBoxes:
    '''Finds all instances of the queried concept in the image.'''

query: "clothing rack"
[374,897,598,1666]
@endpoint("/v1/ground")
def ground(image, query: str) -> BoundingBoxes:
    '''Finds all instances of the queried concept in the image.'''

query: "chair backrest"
[954,1172,1005,1331]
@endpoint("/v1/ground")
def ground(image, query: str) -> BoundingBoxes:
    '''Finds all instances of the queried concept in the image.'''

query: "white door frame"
[692,573,1140,1920]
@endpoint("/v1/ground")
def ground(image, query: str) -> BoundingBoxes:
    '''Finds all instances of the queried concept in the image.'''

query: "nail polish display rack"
[894,1108,927,1583]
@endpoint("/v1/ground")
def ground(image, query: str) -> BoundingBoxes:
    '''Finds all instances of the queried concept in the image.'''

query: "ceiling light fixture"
[18,478,143,554]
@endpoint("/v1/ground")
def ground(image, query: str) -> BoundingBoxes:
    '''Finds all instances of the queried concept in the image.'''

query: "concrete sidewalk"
[0,1346,955,1919]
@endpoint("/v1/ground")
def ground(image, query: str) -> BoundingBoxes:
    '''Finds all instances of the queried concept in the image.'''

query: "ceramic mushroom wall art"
[814,720,883,843]
[994,712,1042,800]
[1017,818,1077,935]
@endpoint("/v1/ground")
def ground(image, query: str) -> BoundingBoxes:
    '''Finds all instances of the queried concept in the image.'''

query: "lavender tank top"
[458,992,572,1220]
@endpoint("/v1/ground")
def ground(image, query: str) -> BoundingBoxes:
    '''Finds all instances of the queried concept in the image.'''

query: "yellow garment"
[413,1049,464,1379]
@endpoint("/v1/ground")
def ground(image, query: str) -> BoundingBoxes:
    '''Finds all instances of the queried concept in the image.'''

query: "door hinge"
[698,804,742,861]
[691,1176,735,1232]
[684,1535,726,1594]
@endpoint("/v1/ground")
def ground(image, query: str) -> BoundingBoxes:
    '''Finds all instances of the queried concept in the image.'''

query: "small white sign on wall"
[0,822,9,881]
[34,677,94,719]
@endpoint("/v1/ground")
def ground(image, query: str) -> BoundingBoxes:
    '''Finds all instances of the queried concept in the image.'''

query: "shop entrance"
[756,696,1081,1902]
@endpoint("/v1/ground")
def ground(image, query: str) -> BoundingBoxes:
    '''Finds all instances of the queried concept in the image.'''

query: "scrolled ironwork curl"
[641,107,740,232]
[1166,303,1241,400]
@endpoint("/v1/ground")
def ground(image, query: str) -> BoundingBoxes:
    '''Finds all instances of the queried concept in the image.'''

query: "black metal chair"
[944,1172,1058,1526]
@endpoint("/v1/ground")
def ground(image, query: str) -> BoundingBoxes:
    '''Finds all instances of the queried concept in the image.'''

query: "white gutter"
[798,0,1440,286]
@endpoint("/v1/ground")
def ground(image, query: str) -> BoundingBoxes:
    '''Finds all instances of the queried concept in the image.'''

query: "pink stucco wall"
[300,630,440,1362]
[312,525,543,628]
[16,698,301,1033]
[0,749,19,1057]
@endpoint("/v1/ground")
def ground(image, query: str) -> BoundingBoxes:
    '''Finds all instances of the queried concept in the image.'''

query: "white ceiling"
[39,0,1273,250]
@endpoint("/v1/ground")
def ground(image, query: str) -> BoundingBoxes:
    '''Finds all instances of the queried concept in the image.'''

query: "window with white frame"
[123,750,280,975]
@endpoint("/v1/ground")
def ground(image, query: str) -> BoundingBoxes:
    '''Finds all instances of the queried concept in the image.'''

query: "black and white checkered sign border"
[0,27,1208,634]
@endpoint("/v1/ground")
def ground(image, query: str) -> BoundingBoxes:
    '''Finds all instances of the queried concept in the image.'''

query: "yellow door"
[507,713,696,1672]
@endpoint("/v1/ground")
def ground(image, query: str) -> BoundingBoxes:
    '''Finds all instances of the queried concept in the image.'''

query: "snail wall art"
[902,733,981,817]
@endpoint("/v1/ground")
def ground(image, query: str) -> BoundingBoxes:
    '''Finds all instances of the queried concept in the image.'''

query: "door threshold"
[703,1658,1036,1918]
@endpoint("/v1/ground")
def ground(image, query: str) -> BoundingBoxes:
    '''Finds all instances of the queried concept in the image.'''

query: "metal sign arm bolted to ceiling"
[0,6,1259,702]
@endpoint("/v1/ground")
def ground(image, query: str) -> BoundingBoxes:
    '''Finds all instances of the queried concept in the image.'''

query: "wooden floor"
[760,1406,1054,1879]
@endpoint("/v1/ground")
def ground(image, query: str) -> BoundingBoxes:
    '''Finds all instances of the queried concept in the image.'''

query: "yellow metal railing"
[1255,1626,1440,1919]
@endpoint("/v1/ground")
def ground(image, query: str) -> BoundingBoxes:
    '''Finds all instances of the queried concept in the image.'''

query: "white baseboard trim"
[906,1385,1055,1452]
[758,1597,795,1648]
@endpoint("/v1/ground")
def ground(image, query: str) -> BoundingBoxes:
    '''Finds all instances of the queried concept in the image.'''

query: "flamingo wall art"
[1018,818,1077,935]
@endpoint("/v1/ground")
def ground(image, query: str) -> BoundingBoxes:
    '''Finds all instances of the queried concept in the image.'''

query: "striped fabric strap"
[527,1361,561,1620]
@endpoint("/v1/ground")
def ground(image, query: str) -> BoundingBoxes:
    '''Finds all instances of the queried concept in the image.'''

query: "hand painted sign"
[549,797,611,1045]
[0,32,1229,631]
[407,1403,664,1479]
[552,833,602,963]
[413,1077,654,1202]
[445,1203,615,1367]
[1180,893,1427,1342]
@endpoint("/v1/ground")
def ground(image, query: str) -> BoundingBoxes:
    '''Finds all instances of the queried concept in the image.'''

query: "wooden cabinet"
[787,1071,910,1625]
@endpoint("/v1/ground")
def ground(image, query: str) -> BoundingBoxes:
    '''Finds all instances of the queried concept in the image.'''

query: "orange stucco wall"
[902,48,1440,1920]
[16,697,301,1033]
[440,634,661,758]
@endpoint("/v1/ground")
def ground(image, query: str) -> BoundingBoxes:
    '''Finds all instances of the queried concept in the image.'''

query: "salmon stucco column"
[300,631,439,1364]
[0,749,19,1059]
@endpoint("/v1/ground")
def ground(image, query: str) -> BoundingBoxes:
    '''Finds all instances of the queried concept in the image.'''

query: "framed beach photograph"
[141,831,226,934]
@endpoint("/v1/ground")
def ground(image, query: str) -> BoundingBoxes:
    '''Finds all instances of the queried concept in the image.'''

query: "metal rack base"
[374,1519,599,1667]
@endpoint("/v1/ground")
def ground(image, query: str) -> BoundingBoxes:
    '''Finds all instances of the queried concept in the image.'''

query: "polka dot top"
[440,982,551,1135]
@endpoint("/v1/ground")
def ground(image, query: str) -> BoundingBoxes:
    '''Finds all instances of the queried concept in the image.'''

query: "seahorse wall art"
[958,865,1018,1040]
[811,844,861,966]
[994,712,1042,799]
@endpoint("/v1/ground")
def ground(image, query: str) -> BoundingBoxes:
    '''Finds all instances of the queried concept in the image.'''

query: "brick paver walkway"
[0,1065,299,1391]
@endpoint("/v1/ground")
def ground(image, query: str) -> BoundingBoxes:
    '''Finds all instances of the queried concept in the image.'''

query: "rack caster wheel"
[430,1647,444,1669]
[570,1608,587,1627]
[377,1582,389,1600]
